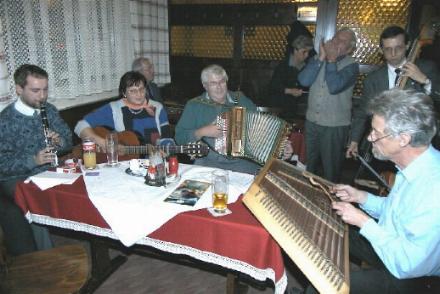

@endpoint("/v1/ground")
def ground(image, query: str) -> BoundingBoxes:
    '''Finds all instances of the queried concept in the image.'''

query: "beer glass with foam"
[211,170,229,213]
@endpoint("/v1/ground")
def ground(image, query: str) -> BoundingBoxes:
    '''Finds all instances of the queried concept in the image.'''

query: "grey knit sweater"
[0,102,72,182]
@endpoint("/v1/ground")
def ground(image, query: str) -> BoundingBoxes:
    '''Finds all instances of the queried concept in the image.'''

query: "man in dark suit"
[347,25,440,157]
[132,57,163,103]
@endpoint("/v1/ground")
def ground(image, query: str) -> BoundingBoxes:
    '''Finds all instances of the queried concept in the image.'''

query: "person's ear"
[399,133,411,147]
[15,85,23,96]
[379,47,384,55]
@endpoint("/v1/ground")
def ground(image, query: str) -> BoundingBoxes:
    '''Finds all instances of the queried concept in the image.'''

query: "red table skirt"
[15,178,287,293]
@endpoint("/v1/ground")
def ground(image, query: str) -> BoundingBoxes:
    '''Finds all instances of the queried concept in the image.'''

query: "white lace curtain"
[130,0,170,85]
[0,0,170,104]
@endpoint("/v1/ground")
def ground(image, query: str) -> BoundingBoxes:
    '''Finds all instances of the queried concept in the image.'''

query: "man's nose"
[39,90,46,100]
[391,48,397,57]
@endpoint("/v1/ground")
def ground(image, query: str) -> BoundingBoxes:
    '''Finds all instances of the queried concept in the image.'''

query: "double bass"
[396,21,438,89]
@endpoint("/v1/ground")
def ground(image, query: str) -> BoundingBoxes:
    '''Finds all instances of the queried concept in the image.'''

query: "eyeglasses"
[368,129,392,143]
[127,87,146,95]
[207,79,227,87]
[370,133,392,143]
[382,45,406,55]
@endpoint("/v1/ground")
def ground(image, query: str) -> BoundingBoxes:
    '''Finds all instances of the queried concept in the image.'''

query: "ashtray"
[125,167,147,177]
[144,174,181,187]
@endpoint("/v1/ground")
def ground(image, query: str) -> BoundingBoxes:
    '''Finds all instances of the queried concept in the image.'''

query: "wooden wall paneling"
[168,3,300,106]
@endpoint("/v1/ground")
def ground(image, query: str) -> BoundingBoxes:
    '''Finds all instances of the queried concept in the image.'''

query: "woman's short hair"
[368,89,438,147]
[291,35,313,50]
[201,64,228,85]
[118,71,146,98]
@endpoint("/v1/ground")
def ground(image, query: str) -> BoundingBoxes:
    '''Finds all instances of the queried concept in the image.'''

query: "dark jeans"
[305,226,440,293]
[0,179,36,255]
[305,120,349,182]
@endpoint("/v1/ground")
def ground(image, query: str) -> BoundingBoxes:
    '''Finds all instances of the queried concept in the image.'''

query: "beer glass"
[105,132,119,166]
[82,139,96,169]
[211,170,229,213]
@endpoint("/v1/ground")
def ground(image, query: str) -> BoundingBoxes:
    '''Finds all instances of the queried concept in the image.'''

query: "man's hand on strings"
[402,62,428,84]
[332,201,370,228]
[332,184,368,204]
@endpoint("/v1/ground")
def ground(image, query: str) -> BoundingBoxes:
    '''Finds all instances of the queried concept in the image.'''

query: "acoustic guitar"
[73,127,208,164]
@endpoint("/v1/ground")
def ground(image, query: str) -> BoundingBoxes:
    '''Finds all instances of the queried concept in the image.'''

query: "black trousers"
[305,226,440,293]
[305,120,349,182]
[0,179,36,255]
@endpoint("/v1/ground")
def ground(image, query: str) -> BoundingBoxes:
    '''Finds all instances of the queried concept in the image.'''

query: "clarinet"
[40,103,58,166]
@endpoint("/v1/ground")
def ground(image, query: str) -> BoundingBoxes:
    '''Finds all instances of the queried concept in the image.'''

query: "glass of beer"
[82,139,96,169]
[211,170,229,213]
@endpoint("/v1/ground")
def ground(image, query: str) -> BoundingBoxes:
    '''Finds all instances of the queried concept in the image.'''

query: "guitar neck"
[123,145,186,155]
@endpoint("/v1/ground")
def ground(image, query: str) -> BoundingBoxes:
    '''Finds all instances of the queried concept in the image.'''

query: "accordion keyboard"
[214,107,290,165]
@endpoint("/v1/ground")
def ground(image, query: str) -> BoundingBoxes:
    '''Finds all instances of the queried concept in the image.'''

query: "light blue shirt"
[360,145,440,279]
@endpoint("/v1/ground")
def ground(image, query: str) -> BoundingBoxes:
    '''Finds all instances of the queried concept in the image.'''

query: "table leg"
[226,273,249,294]
[79,238,127,293]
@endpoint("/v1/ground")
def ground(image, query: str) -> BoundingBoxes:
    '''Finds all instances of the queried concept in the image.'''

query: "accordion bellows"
[214,107,290,165]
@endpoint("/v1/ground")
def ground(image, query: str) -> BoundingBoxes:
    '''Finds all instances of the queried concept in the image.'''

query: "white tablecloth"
[82,162,254,246]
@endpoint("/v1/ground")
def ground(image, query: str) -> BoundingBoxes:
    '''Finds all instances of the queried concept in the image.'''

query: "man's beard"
[22,98,42,109]
[372,145,389,161]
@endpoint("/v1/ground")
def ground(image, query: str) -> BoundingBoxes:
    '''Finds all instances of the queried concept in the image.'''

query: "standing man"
[132,57,163,103]
[331,89,440,293]
[347,25,440,157]
[174,64,261,174]
[0,64,72,255]
[298,28,359,182]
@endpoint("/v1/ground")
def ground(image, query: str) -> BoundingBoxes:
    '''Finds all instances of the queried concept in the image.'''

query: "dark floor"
[52,233,301,294]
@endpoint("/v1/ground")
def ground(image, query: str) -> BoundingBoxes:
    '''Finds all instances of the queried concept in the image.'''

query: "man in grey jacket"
[298,28,359,182]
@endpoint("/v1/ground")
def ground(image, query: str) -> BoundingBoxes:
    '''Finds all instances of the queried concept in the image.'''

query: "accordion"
[213,107,290,165]
[243,159,350,294]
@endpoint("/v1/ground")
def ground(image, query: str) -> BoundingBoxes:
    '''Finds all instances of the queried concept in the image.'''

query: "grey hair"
[132,57,151,72]
[201,64,228,85]
[337,27,357,51]
[368,89,438,147]
[292,35,313,50]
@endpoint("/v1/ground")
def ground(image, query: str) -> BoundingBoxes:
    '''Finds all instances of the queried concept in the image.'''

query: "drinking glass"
[211,170,229,213]
[105,132,119,166]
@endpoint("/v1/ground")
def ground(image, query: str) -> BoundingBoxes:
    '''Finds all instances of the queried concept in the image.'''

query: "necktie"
[394,68,401,87]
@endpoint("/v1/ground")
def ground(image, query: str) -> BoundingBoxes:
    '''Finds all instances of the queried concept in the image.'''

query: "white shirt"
[387,60,432,94]
[387,61,406,90]
[14,97,39,116]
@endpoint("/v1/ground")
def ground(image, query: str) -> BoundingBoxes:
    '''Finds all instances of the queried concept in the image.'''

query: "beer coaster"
[207,207,232,217]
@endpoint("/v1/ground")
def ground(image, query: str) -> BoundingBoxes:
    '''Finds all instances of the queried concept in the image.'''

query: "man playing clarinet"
[0,64,72,255]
